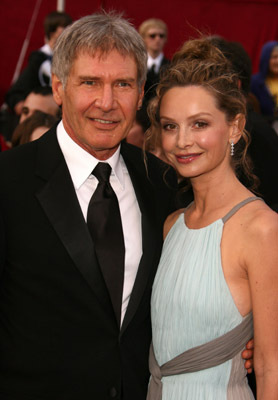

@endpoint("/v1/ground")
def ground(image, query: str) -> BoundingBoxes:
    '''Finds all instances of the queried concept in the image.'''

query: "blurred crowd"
[0,11,277,210]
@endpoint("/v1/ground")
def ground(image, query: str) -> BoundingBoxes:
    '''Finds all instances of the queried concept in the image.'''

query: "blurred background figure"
[0,134,10,152]
[144,99,169,163]
[251,41,278,126]
[0,11,71,145]
[4,86,60,145]
[19,86,60,124]
[5,11,72,116]
[139,18,169,106]
[11,110,58,147]
[126,109,150,148]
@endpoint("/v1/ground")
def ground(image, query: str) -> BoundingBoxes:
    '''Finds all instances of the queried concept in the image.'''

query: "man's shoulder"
[0,141,37,186]
[121,141,177,190]
[0,128,59,179]
[121,140,168,171]
[161,56,170,66]
[0,140,36,163]
[28,49,51,63]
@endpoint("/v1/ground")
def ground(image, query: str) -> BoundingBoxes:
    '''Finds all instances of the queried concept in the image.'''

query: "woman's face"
[160,85,239,180]
[269,46,278,77]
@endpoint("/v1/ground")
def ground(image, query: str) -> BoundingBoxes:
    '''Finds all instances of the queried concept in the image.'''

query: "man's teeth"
[94,118,114,124]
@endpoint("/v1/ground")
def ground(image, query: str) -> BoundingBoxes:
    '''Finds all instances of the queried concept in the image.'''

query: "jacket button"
[110,387,117,398]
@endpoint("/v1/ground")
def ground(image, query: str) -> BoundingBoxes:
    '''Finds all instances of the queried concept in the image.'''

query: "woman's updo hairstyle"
[147,38,257,190]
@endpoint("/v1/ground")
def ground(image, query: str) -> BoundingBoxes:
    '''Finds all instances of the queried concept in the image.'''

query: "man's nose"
[95,85,116,111]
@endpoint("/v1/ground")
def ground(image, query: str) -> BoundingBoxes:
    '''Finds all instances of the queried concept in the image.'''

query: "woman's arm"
[245,209,278,400]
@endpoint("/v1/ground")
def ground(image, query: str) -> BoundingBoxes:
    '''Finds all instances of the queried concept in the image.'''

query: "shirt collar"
[57,121,125,190]
[147,53,164,71]
[40,43,53,56]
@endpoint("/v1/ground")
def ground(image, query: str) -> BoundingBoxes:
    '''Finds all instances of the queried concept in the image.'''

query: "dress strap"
[222,196,264,224]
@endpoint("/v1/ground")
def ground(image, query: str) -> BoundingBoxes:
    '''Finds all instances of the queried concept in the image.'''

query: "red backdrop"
[1,0,278,106]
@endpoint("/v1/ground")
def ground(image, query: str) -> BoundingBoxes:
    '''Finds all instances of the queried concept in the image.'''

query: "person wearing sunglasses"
[139,18,170,106]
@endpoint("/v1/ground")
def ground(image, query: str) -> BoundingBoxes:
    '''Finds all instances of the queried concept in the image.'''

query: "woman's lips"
[175,153,201,164]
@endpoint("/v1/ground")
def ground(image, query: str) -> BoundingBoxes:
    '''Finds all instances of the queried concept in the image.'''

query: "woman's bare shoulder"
[240,201,278,259]
[163,208,186,239]
[243,201,278,238]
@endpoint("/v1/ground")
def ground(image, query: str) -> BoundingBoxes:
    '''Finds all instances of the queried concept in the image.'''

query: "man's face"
[20,93,59,123]
[48,26,66,49]
[52,49,144,160]
[144,27,167,56]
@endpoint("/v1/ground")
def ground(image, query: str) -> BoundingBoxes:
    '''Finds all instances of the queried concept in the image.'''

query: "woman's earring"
[230,140,234,156]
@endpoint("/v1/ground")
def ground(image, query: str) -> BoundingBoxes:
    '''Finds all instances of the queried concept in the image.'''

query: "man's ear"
[229,113,245,145]
[137,82,145,110]
[52,74,64,106]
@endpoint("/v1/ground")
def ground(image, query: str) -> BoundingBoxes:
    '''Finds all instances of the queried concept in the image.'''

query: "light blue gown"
[151,200,257,399]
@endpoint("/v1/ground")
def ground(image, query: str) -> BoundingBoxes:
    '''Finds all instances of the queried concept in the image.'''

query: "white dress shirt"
[57,121,142,324]
[38,43,53,86]
[147,53,164,74]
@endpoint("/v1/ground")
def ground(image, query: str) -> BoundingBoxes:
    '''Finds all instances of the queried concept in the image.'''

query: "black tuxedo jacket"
[0,126,176,400]
[245,107,278,211]
[5,50,51,111]
[143,56,170,104]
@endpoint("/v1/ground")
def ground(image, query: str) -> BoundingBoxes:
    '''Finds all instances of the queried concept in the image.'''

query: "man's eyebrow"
[78,75,136,82]
[78,75,100,81]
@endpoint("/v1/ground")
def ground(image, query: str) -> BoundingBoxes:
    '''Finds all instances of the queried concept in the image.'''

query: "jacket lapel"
[120,143,161,334]
[35,129,112,314]
[34,133,164,332]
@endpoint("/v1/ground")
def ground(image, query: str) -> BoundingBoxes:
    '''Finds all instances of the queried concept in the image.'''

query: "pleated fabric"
[151,214,255,400]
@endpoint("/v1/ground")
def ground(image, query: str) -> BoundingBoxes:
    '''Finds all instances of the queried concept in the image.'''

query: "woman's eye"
[194,121,208,129]
[162,123,177,131]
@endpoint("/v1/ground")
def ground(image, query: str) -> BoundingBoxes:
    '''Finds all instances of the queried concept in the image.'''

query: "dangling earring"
[230,140,234,156]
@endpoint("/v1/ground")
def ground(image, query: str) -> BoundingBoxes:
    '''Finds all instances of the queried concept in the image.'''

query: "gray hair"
[52,11,147,88]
